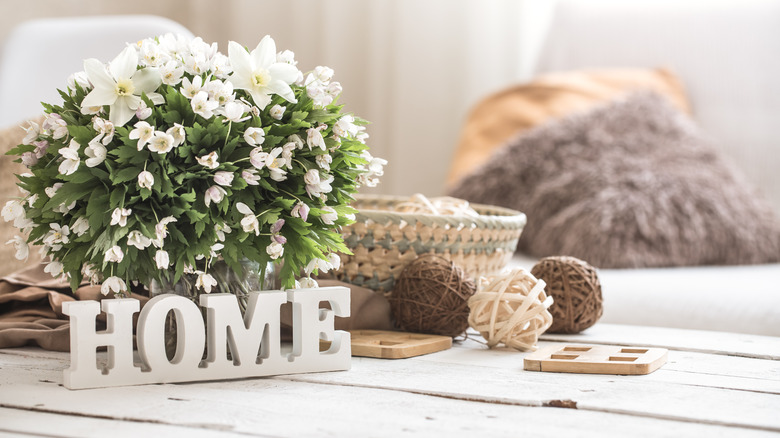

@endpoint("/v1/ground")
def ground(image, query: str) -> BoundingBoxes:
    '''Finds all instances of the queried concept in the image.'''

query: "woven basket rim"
[351,194,527,229]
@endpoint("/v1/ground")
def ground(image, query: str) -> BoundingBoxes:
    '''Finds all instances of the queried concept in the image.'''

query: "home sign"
[61,286,351,389]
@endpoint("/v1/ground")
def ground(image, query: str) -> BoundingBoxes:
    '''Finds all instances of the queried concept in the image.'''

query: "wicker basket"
[327,194,526,293]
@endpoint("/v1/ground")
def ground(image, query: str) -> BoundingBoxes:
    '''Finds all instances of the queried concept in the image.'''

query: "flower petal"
[84,58,116,91]
[228,41,253,73]
[266,80,296,103]
[236,202,253,215]
[81,86,118,108]
[268,63,299,84]
[109,97,136,126]
[252,35,277,68]
[147,92,165,105]
[249,89,272,110]
[109,46,139,80]
[131,68,162,94]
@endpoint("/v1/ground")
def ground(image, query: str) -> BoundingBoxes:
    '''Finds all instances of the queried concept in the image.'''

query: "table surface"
[1,323,778,437]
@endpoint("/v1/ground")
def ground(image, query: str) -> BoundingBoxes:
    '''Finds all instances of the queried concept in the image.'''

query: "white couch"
[513,0,780,337]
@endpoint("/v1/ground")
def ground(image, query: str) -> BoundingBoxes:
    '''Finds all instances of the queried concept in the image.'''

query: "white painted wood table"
[0,323,778,437]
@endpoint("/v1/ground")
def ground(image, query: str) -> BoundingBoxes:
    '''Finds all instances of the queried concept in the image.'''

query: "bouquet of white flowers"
[3,33,386,295]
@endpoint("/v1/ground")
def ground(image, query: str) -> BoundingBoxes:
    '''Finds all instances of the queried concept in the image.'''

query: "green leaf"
[113,167,141,184]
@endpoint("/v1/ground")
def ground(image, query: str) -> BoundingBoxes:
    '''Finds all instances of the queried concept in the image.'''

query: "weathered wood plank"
[0,355,776,438]
[539,323,780,360]
[0,407,241,438]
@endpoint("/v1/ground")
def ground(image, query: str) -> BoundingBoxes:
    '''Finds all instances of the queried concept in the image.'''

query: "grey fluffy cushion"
[448,92,780,268]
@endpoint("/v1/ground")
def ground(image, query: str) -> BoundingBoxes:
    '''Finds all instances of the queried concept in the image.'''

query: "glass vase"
[148,259,276,359]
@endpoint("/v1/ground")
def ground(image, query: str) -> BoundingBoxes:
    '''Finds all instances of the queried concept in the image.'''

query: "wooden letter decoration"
[61,287,351,390]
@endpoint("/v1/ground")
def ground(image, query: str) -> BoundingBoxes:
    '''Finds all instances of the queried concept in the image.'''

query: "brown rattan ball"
[389,254,476,337]
[531,256,603,334]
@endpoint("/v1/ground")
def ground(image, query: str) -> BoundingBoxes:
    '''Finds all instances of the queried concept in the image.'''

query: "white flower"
[81,46,163,126]
[242,169,260,185]
[2,200,24,222]
[191,91,218,119]
[196,272,218,293]
[148,131,175,154]
[204,185,227,207]
[227,36,299,109]
[244,127,265,146]
[101,276,127,296]
[129,121,155,151]
[214,223,232,241]
[44,183,63,199]
[58,139,81,176]
[127,230,152,250]
[266,147,287,181]
[43,223,70,250]
[320,206,338,225]
[306,126,326,150]
[67,71,92,91]
[160,60,185,86]
[281,142,295,170]
[304,257,333,276]
[55,201,76,215]
[333,115,358,138]
[138,39,168,67]
[196,151,219,169]
[71,217,90,236]
[327,81,343,97]
[266,241,284,259]
[214,171,234,186]
[166,123,186,147]
[92,117,115,145]
[6,236,28,261]
[212,52,233,78]
[249,148,268,169]
[316,153,332,171]
[104,245,124,263]
[299,277,319,289]
[44,261,64,278]
[138,170,154,190]
[304,168,320,186]
[155,250,170,269]
[221,101,249,123]
[155,216,177,241]
[291,201,310,222]
[270,104,285,120]
[84,139,107,167]
[135,100,152,120]
[327,253,341,271]
[22,120,41,145]
[288,134,304,149]
[277,50,297,65]
[180,75,203,98]
[207,79,235,106]
[110,207,132,227]
[44,114,68,139]
[236,202,260,235]
[33,140,49,158]
[82,264,100,285]
[313,66,335,83]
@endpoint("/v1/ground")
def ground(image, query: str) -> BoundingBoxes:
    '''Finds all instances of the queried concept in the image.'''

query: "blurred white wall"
[0,0,554,196]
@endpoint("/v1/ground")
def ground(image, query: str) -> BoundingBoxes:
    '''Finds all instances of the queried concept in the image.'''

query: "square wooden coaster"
[348,330,452,359]
[524,344,668,375]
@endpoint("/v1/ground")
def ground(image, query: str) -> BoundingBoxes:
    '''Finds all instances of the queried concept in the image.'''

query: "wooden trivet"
[348,330,452,359]
[524,344,667,375]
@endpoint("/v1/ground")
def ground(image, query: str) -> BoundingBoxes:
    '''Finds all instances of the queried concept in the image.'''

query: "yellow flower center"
[115,79,135,96]
[252,69,271,88]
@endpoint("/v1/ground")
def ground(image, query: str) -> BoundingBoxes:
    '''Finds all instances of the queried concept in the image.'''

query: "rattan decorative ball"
[531,256,603,334]
[389,254,476,337]
[468,269,553,351]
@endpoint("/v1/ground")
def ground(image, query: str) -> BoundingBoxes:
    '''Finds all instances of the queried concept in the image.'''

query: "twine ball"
[468,269,553,351]
[531,256,603,334]
[389,254,476,337]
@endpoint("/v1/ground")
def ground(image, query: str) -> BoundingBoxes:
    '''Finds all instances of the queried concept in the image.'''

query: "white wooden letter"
[287,287,351,364]
[137,294,205,378]
[62,298,139,389]
[200,291,287,367]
